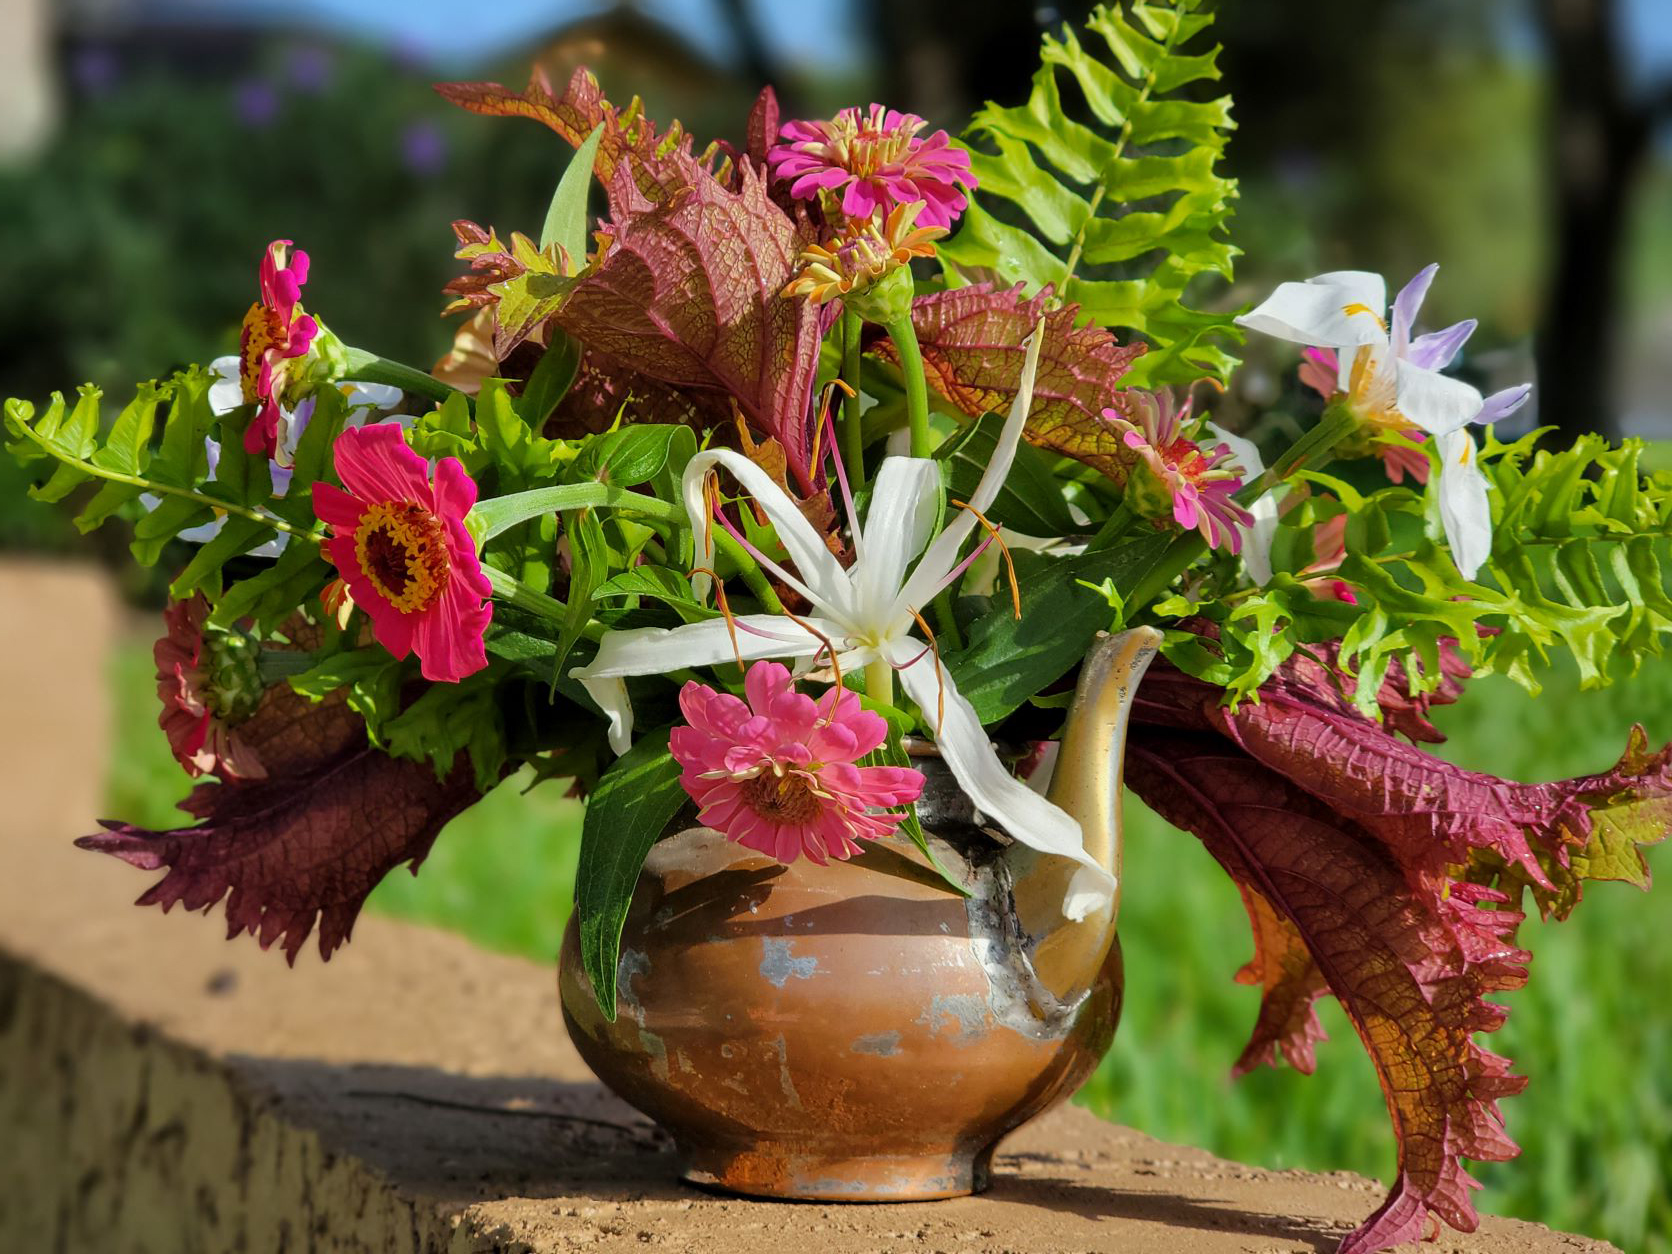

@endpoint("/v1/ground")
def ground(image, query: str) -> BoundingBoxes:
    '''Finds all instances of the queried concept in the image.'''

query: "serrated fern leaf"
[939,0,1241,388]
[3,370,316,571]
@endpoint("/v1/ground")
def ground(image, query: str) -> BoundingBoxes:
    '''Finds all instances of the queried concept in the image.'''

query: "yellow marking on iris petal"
[353,500,451,614]
[1341,302,1389,331]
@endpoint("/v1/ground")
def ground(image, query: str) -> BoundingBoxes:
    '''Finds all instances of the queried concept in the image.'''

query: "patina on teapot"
[558,627,1161,1201]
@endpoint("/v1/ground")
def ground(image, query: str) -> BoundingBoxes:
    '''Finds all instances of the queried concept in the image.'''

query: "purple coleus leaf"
[1126,644,1671,1253]
[554,156,827,493]
[78,690,484,963]
[437,67,827,491]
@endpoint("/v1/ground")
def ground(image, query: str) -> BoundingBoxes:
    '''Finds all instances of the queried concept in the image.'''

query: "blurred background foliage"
[6,0,1671,1249]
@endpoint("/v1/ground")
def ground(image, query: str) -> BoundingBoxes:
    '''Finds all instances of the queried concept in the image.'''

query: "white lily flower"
[1435,427,1492,580]
[573,329,1118,920]
[1235,266,1485,437]
[142,358,407,559]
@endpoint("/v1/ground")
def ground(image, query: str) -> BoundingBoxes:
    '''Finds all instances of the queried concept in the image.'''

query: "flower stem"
[340,349,465,410]
[885,315,933,459]
[7,420,316,540]
[1120,402,1362,617]
[841,309,866,487]
[484,566,605,641]
[711,526,787,614]
[865,657,894,707]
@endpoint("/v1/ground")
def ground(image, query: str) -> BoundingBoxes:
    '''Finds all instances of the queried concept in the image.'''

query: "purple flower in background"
[401,121,448,177]
[71,46,120,98]
[286,46,334,94]
[235,80,280,128]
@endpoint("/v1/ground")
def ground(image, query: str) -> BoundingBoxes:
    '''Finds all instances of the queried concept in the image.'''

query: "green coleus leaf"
[592,565,718,622]
[946,528,1171,723]
[938,0,1242,388]
[576,726,687,1020]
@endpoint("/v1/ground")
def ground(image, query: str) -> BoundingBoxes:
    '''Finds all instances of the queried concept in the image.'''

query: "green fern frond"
[940,0,1241,388]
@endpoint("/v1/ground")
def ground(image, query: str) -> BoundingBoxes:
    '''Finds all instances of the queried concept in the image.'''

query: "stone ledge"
[0,560,1622,1253]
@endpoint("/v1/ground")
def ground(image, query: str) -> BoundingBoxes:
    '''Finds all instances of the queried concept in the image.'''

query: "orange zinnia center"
[239,302,287,404]
[354,500,451,614]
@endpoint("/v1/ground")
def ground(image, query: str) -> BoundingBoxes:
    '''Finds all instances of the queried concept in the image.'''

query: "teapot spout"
[1005,626,1161,1003]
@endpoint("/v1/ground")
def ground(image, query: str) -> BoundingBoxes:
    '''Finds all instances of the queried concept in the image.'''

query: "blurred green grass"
[105,639,1671,1250]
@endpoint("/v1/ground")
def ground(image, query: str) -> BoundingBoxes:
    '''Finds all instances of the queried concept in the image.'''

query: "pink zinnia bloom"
[240,239,319,459]
[314,424,492,683]
[1103,390,1255,554]
[768,104,976,230]
[670,661,925,866]
[155,594,267,779]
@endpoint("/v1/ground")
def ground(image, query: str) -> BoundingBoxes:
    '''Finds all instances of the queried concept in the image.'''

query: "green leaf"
[936,411,1077,536]
[540,123,603,262]
[947,529,1172,723]
[290,647,406,737]
[576,726,687,1020]
[168,516,279,600]
[593,565,718,622]
[939,1,1242,388]
[516,329,582,429]
[383,673,507,792]
[569,423,696,487]
[207,538,328,631]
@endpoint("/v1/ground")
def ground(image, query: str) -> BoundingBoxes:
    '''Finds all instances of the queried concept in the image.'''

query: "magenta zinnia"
[669,661,925,865]
[240,239,319,459]
[1104,390,1254,553]
[155,594,267,779]
[768,104,976,230]
[314,424,492,683]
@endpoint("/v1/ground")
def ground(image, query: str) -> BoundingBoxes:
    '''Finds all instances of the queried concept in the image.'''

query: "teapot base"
[680,1140,993,1202]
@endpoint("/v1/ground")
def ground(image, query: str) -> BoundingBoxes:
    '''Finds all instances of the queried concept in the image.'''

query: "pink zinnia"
[1103,390,1254,554]
[240,239,319,459]
[314,424,492,683]
[670,661,925,865]
[767,104,976,230]
[155,594,267,779]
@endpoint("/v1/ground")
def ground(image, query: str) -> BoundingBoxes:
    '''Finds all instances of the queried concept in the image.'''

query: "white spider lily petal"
[570,325,1107,917]
[1207,422,1277,585]
[1234,270,1388,348]
[1393,358,1484,437]
[894,323,1045,618]
[856,457,941,609]
[1436,427,1492,580]
[682,447,852,608]
[890,640,1109,919]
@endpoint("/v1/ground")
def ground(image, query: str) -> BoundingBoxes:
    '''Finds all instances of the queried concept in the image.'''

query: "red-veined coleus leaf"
[554,156,827,493]
[875,282,1146,484]
[78,686,485,963]
[438,68,827,492]
[1126,645,1670,1253]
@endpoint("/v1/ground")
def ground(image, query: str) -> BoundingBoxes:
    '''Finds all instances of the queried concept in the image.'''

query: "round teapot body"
[558,824,1123,1202]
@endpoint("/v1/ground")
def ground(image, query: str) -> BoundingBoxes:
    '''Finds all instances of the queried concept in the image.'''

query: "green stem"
[865,657,894,707]
[9,422,316,539]
[484,566,604,642]
[840,309,866,487]
[885,315,933,459]
[473,483,686,542]
[1122,403,1363,617]
[341,349,464,409]
[1087,502,1137,553]
[711,527,787,614]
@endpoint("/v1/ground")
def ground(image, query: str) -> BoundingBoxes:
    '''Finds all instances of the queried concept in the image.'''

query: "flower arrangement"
[6,4,1670,1251]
